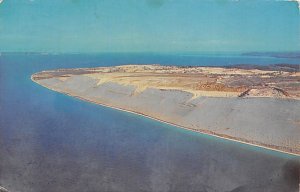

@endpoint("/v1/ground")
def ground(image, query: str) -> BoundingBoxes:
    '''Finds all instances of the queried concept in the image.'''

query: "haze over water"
[0,53,299,192]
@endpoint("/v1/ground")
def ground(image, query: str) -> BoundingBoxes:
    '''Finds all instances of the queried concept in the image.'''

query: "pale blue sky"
[0,0,299,52]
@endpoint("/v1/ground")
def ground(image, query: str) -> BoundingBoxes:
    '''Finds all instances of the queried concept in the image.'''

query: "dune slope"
[32,65,300,156]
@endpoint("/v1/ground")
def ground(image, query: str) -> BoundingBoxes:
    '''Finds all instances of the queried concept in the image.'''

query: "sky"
[0,0,299,52]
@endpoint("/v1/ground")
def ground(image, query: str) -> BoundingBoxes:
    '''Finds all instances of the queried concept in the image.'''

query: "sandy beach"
[31,65,300,156]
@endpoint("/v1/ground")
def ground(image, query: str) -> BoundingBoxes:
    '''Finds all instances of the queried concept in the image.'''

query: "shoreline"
[31,76,300,157]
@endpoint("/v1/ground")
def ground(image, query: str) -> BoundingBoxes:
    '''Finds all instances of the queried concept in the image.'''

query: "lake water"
[0,53,299,192]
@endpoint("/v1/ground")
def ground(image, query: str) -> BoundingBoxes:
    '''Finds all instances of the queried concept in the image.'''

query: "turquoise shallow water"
[0,53,299,192]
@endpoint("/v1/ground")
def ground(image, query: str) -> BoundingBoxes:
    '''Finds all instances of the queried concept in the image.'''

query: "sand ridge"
[31,64,300,156]
[32,65,300,99]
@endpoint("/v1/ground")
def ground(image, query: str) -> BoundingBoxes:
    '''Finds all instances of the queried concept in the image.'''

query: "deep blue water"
[0,53,299,192]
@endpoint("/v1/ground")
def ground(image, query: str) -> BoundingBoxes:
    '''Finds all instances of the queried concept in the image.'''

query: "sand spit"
[31,65,300,156]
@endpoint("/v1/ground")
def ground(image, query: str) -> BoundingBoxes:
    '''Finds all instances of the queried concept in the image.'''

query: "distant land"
[225,63,299,73]
[242,52,300,59]
[32,64,300,156]
[0,51,300,58]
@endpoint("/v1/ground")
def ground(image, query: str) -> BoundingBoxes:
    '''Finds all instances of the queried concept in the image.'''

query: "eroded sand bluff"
[32,65,300,156]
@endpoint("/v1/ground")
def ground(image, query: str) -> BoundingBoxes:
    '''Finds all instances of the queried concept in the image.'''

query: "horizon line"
[1,51,300,54]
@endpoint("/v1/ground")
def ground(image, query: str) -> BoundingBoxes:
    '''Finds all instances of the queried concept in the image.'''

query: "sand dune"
[31,65,300,156]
